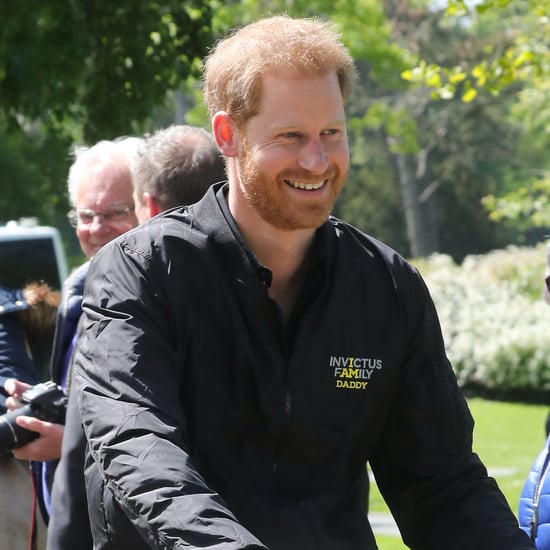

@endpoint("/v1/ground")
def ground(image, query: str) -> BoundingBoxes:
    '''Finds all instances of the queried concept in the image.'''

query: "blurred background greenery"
[2,0,550,268]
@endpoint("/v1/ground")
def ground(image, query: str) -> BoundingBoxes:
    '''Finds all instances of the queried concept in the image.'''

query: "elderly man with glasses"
[3,137,141,547]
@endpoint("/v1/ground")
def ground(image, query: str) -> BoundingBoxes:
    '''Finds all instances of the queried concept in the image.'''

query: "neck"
[227,188,315,321]
[262,232,314,323]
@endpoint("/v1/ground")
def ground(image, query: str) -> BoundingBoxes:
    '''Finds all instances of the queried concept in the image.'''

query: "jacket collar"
[189,182,333,290]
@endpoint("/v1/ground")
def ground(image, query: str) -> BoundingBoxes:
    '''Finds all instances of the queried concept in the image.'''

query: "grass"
[369,397,548,549]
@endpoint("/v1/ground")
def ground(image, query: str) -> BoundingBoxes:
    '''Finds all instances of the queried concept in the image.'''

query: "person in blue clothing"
[0,282,59,550]
[3,136,141,540]
[0,282,60,392]
[519,437,550,549]
[0,286,43,395]
[517,242,550,548]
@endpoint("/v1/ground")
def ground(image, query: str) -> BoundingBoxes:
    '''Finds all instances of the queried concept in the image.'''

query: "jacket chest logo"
[329,356,383,390]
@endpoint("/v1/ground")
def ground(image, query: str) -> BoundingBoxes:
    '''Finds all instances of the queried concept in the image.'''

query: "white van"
[0,219,68,290]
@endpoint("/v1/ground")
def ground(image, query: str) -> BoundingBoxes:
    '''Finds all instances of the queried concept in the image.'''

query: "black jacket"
[33,262,89,528]
[46,373,92,549]
[74,183,533,550]
[46,262,91,546]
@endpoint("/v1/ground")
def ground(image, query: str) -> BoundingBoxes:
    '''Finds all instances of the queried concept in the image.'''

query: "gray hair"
[67,136,143,207]
[134,125,226,209]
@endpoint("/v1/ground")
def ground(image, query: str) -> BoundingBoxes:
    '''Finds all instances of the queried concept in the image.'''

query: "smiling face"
[75,154,138,258]
[225,71,349,233]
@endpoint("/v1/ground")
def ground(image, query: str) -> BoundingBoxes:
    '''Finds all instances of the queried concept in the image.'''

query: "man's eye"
[79,211,95,223]
[107,207,131,221]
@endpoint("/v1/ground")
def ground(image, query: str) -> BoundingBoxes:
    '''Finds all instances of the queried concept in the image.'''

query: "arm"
[370,271,533,549]
[0,294,62,460]
[0,314,37,413]
[75,240,265,549]
[3,378,64,461]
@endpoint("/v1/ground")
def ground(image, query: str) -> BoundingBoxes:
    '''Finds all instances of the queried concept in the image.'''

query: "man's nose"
[298,139,329,175]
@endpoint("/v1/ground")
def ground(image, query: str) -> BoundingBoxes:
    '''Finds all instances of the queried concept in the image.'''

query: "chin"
[272,212,330,231]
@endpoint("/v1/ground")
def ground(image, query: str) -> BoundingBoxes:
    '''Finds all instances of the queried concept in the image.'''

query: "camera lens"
[0,405,39,455]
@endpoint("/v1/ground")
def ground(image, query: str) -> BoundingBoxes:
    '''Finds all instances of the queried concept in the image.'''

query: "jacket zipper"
[530,440,550,540]
[273,301,292,473]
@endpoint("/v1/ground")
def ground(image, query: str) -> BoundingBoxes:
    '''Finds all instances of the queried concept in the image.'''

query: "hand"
[11,416,64,461]
[3,378,32,411]
[3,378,64,461]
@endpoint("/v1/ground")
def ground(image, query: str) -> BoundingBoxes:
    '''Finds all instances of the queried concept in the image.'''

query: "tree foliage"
[0,1,215,234]
[1,0,547,262]
[403,0,550,102]
[0,1,214,142]
[396,0,550,237]
[339,1,525,258]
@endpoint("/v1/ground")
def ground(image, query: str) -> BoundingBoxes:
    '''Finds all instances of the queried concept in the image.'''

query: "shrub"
[413,243,550,402]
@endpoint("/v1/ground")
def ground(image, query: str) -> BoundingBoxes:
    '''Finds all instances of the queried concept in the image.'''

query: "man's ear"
[212,111,238,157]
[144,192,161,218]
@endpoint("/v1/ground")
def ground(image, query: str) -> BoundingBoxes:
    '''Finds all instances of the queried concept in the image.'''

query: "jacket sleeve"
[518,435,550,547]
[369,269,534,550]
[74,240,266,550]
[0,314,37,412]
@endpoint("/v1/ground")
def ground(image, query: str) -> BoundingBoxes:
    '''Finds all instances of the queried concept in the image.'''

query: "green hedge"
[413,243,550,402]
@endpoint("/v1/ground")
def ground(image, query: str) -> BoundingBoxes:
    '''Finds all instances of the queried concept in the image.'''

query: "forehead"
[75,160,133,208]
[254,70,346,128]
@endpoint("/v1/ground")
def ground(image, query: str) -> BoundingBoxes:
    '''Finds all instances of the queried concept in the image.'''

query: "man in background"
[133,123,225,219]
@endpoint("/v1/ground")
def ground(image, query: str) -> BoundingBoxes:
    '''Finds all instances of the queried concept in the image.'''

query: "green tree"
[481,73,550,235]
[403,0,550,238]
[0,1,215,228]
[378,1,529,259]
[0,1,214,141]
[402,0,548,102]
[1,0,538,260]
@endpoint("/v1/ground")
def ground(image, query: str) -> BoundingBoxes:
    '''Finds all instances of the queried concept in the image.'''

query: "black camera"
[0,381,67,455]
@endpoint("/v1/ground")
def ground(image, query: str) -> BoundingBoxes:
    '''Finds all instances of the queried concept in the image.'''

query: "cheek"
[254,147,291,172]
[331,141,349,164]
[76,227,88,242]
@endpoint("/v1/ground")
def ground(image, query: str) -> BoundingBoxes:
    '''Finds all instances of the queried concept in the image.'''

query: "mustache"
[279,168,338,182]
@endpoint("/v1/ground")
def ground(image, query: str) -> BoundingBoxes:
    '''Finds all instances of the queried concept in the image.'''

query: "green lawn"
[369,398,548,549]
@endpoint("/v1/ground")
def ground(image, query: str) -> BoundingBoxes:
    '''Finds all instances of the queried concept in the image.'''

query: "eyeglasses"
[67,204,135,228]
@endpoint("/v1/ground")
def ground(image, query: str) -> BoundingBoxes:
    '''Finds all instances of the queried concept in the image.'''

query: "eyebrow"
[78,201,133,210]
